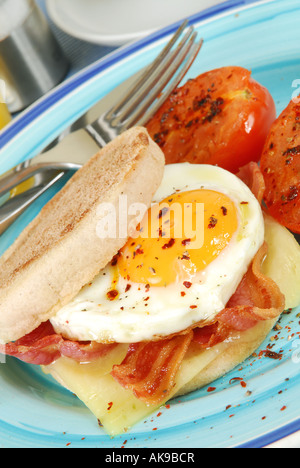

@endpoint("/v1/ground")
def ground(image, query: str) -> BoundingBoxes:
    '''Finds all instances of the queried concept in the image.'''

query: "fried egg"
[50,163,264,343]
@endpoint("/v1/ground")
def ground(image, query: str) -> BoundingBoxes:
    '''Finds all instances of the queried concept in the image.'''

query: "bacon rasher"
[193,242,285,349]
[0,321,116,365]
[111,332,193,405]
[112,242,285,403]
[236,161,266,204]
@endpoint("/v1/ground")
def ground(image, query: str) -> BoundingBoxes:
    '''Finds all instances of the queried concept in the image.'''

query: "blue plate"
[1,0,300,448]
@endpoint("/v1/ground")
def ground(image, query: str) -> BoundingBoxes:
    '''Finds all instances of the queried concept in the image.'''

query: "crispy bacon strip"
[220,242,285,321]
[236,161,266,204]
[111,239,285,404]
[111,332,193,405]
[193,243,285,348]
[0,321,116,365]
[193,323,229,348]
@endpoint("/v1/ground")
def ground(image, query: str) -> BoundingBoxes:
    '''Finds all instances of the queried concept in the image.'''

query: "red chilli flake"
[229,377,243,384]
[182,238,191,246]
[208,216,218,229]
[183,281,192,289]
[229,376,247,388]
[162,238,175,250]
[158,207,169,219]
[107,289,118,301]
[111,254,119,266]
[181,254,190,260]
[107,402,113,411]
[207,387,216,393]
[263,350,282,360]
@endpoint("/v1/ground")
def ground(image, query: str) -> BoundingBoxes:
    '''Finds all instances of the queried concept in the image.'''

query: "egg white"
[50,163,265,343]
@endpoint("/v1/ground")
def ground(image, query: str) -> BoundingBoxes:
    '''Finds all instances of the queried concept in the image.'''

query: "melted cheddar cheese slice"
[43,216,300,435]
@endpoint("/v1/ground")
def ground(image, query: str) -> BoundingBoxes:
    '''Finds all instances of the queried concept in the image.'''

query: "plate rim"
[1,0,300,448]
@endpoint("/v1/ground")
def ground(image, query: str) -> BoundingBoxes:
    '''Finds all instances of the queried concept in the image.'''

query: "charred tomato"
[146,66,276,174]
[260,99,300,234]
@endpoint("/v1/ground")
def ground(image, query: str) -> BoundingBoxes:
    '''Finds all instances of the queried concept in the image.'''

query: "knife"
[0,70,143,200]
[0,170,69,234]
[0,69,148,236]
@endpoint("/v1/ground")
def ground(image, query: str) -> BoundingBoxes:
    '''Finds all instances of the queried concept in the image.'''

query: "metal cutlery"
[0,21,203,235]
[0,170,69,234]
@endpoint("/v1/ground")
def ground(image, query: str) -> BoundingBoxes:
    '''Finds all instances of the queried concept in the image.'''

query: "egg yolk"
[116,189,238,287]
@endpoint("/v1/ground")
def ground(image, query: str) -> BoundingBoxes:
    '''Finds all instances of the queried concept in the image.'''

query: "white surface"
[46,0,222,46]
[266,431,300,448]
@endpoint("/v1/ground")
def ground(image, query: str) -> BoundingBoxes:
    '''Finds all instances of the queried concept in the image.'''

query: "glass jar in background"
[0,0,69,113]
[0,103,11,129]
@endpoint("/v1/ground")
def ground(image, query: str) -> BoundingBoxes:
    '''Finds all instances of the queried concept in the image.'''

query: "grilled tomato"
[146,66,276,173]
[260,99,300,234]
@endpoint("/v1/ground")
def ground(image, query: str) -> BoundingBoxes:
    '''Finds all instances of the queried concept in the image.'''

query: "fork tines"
[105,20,203,132]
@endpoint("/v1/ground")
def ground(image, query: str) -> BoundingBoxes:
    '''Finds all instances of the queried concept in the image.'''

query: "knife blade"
[0,70,143,199]
[0,170,69,235]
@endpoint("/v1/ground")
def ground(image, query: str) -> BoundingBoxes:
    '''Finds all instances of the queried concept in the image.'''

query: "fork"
[0,21,203,235]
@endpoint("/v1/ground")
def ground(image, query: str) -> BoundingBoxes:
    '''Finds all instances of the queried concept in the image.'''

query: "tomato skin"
[146,66,276,174]
[260,100,300,234]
